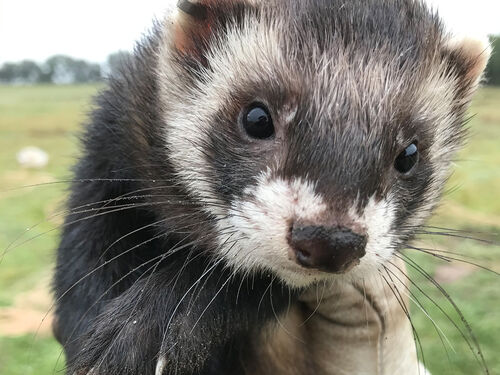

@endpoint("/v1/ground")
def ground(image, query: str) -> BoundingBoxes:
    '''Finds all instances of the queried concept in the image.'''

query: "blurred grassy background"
[0,85,498,374]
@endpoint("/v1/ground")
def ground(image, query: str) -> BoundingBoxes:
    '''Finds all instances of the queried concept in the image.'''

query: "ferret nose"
[289,224,367,274]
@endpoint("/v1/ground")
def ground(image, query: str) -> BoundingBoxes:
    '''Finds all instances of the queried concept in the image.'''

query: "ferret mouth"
[287,223,367,274]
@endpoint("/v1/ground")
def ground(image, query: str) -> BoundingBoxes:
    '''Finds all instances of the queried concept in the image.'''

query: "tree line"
[486,35,500,86]
[1,36,499,85]
[0,51,130,85]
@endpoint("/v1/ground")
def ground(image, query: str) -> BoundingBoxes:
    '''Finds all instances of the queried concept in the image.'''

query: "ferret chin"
[52,1,490,374]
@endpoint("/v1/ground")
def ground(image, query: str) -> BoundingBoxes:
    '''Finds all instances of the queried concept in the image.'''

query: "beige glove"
[246,257,423,375]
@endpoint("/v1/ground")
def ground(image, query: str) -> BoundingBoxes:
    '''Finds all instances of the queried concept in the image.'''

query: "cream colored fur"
[249,257,422,375]
[446,35,492,85]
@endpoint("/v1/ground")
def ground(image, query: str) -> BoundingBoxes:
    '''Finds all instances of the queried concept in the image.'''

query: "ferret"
[52,0,491,374]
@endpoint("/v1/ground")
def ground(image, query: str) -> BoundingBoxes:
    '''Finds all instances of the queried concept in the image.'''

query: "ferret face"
[157,0,490,288]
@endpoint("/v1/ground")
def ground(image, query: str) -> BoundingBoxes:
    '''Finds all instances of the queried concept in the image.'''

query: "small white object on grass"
[16,146,49,169]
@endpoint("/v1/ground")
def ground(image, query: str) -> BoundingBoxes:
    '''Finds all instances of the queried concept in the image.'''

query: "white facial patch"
[346,196,397,282]
[217,173,328,288]
[216,171,398,288]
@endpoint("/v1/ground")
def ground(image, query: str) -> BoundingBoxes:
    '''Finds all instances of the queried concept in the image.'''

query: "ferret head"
[156,0,490,288]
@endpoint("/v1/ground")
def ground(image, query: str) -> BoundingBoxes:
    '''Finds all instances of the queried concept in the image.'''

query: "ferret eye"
[395,143,419,174]
[242,104,274,139]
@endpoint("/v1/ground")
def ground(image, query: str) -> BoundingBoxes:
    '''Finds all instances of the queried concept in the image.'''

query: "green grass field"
[0,84,498,375]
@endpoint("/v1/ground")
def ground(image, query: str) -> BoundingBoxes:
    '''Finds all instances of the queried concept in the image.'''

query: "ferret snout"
[288,224,367,274]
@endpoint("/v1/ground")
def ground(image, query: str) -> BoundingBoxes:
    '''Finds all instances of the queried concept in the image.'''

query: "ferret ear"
[443,36,492,86]
[172,0,248,60]
[173,0,210,57]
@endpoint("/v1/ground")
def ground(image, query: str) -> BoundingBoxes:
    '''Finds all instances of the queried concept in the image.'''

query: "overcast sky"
[0,0,498,64]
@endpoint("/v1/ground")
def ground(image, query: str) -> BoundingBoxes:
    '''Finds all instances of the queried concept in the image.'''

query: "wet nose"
[289,224,367,273]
